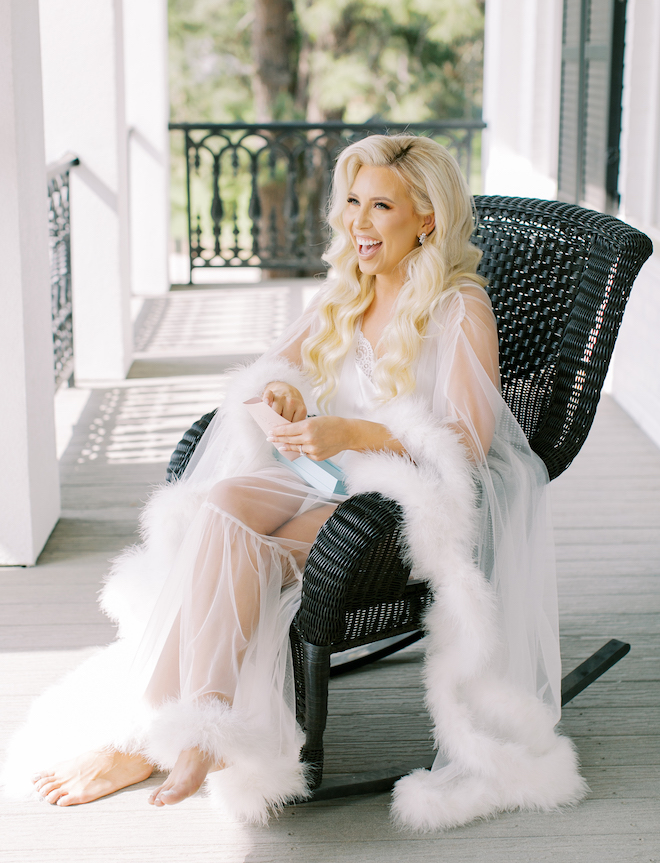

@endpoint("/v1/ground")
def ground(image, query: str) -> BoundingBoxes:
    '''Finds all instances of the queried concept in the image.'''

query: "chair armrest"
[166,410,218,482]
[295,492,411,645]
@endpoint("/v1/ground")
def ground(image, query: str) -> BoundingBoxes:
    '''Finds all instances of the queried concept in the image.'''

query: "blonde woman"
[3,135,585,830]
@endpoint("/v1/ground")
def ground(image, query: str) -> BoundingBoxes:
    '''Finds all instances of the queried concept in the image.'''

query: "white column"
[482,0,563,198]
[0,0,60,565]
[124,0,170,296]
[39,0,132,383]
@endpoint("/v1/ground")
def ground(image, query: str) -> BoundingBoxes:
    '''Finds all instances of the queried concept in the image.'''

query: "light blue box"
[273,448,348,495]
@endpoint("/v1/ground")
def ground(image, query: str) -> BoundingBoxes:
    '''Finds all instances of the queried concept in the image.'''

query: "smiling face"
[342,165,432,286]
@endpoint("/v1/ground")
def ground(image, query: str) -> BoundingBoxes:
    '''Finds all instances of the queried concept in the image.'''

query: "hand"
[268,416,356,461]
[262,381,307,423]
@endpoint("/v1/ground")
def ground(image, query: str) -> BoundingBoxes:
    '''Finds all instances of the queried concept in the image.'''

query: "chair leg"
[296,637,632,804]
[299,641,331,790]
[561,638,631,706]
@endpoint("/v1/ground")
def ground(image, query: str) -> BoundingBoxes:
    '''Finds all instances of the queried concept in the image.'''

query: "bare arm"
[268,415,407,461]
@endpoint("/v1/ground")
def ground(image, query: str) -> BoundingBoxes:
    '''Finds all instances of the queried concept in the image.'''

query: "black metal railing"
[169,121,485,280]
[47,155,79,388]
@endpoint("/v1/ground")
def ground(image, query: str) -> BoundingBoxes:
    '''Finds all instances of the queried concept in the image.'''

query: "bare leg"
[145,494,337,808]
[33,750,153,806]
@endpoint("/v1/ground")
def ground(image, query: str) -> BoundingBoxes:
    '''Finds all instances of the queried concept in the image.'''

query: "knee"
[207,479,248,521]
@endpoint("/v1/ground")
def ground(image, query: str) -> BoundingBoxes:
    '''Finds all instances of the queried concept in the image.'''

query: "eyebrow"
[347,192,396,203]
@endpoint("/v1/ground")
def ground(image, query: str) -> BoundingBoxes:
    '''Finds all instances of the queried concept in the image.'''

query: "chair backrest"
[473,196,652,480]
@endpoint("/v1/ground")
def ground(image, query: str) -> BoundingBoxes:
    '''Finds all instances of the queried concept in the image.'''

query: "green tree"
[168,0,484,122]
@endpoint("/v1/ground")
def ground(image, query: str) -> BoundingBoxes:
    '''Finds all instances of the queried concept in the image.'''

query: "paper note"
[243,397,299,461]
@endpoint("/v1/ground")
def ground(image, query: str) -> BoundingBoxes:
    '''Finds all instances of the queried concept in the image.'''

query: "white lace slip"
[356,331,375,379]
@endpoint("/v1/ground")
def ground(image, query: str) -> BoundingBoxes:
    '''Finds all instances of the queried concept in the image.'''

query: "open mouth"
[356,237,382,259]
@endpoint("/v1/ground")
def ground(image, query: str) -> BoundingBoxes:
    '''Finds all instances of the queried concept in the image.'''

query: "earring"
[418,232,427,245]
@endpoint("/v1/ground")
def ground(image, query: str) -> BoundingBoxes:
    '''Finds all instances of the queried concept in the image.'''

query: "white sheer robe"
[3,281,572,826]
[128,278,560,762]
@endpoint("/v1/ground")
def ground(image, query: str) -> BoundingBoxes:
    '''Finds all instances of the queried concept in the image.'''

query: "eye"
[374,201,391,210]
[346,196,359,205]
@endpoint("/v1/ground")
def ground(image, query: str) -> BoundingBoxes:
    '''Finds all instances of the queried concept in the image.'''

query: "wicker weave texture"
[165,197,653,655]
[295,493,413,646]
[473,196,652,479]
[165,410,217,482]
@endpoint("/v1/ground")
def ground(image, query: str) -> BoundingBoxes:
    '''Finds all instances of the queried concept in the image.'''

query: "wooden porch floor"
[1,284,659,862]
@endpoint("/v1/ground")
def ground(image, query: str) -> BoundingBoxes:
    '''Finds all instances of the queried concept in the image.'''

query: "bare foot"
[33,749,153,806]
[148,748,223,807]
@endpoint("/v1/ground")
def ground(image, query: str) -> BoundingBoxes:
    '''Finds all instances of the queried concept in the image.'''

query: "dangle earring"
[418,232,427,245]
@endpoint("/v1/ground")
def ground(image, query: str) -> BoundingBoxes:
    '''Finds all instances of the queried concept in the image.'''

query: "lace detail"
[356,331,375,380]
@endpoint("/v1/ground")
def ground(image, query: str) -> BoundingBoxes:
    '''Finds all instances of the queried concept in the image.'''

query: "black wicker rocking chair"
[166,196,652,801]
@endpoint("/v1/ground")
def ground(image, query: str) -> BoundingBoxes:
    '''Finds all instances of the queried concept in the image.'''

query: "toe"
[33,771,53,784]
[159,790,177,805]
[37,779,61,797]
[46,787,66,805]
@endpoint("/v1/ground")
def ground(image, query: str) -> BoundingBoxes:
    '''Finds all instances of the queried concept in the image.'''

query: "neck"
[373,270,404,301]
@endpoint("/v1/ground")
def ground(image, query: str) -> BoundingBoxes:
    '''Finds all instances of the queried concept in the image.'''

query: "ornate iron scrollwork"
[170,121,485,282]
[47,156,79,389]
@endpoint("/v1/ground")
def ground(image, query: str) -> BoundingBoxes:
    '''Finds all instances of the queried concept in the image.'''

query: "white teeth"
[356,237,381,246]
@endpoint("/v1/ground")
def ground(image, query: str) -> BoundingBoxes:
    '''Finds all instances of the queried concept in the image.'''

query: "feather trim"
[144,697,309,824]
[343,394,587,830]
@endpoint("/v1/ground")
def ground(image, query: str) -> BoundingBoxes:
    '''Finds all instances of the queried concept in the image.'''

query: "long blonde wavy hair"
[301,134,486,405]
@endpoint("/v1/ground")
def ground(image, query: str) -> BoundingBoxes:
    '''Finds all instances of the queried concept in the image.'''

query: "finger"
[283,397,306,422]
[278,419,306,434]
[270,425,295,438]
[268,434,303,448]
[262,388,274,407]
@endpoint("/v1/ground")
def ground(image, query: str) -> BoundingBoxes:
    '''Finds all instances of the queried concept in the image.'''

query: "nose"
[353,203,372,231]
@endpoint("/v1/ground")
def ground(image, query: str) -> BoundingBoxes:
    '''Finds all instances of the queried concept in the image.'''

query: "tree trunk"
[252,0,297,122]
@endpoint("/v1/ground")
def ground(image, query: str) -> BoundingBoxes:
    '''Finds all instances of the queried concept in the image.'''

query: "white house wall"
[124,0,170,297]
[39,0,133,383]
[0,0,60,565]
[38,0,170,381]
[610,0,660,447]
[483,0,660,449]
[482,0,563,198]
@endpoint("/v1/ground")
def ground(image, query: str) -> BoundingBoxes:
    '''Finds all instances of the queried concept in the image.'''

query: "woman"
[2,135,586,830]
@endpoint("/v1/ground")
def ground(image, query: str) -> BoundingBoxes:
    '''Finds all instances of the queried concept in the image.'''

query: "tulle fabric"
[286,282,560,719]
[135,278,560,756]
[2,278,563,812]
[131,466,341,751]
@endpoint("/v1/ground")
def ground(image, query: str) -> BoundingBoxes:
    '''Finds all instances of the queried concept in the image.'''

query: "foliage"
[167,0,485,253]
[168,0,255,122]
[168,0,484,122]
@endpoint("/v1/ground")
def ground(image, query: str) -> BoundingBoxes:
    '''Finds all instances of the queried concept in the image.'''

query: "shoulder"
[454,280,494,311]
[431,280,495,329]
